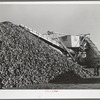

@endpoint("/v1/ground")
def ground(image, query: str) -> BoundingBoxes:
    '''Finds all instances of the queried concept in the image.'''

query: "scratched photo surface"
[0,4,100,89]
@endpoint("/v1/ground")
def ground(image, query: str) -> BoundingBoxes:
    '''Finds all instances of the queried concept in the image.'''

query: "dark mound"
[0,21,92,89]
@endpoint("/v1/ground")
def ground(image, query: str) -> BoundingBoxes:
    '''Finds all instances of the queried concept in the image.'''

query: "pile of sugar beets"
[0,21,92,89]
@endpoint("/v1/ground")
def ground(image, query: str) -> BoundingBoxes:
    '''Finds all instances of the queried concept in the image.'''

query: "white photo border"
[0,1,100,99]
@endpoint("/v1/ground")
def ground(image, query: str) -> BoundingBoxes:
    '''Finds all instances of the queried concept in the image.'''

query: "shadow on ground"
[49,71,100,84]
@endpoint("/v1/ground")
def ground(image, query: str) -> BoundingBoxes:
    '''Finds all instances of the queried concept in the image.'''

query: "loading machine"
[20,24,100,76]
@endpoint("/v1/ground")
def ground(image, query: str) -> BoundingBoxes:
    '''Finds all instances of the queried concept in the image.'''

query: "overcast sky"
[0,4,100,50]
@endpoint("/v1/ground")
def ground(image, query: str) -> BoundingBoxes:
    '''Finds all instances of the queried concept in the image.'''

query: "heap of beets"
[0,21,92,89]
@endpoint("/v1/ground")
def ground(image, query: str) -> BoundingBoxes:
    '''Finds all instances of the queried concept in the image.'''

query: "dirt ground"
[11,83,100,89]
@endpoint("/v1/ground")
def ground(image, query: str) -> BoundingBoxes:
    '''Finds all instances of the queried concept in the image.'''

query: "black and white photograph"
[0,2,100,90]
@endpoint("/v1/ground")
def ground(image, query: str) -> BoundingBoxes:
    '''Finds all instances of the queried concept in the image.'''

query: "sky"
[0,3,100,50]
